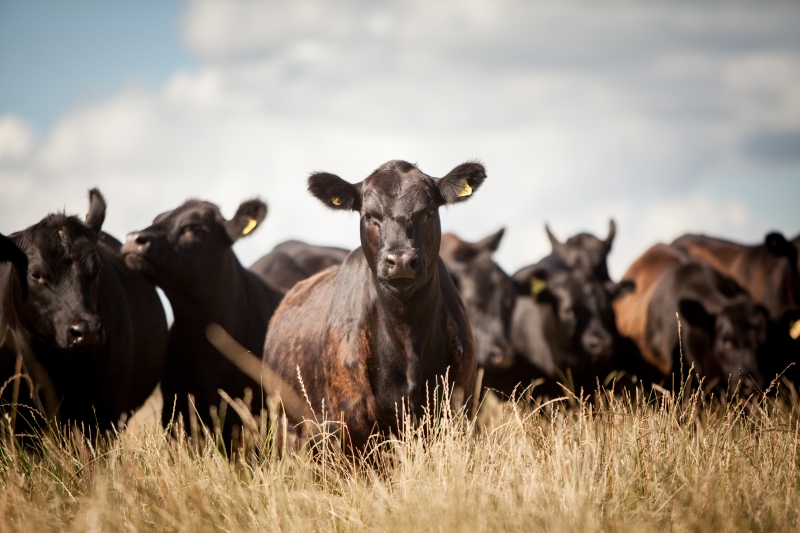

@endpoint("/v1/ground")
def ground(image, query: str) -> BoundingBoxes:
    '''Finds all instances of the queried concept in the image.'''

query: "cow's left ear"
[436,161,486,205]
[0,233,29,300]
[605,279,635,300]
[225,199,267,242]
[85,188,106,239]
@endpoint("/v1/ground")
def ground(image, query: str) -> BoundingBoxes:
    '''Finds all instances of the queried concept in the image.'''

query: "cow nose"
[68,321,102,347]
[488,346,515,369]
[122,232,150,255]
[384,251,420,279]
[585,334,613,358]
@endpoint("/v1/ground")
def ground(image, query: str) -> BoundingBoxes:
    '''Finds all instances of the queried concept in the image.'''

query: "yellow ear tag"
[332,197,341,206]
[456,179,472,198]
[790,319,800,340]
[242,218,258,236]
[531,277,547,297]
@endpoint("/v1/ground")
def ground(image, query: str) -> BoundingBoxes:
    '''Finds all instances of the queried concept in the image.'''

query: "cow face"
[122,199,267,295]
[516,264,633,367]
[308,160,486,300]
[546,220,615,281]
[440,230,515,368]
[1,189,106,349]
[679,298,766,393]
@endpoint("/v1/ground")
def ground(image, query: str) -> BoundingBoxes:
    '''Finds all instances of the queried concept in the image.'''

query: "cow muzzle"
[67,319,104,347]
[380,250,424,282]
[122,232,152,255]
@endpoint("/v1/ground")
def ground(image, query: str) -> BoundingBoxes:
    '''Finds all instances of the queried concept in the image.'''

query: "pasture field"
[0,380,798,533]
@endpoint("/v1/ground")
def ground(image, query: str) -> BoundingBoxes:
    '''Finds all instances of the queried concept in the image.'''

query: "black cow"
[615,244,767,394]
[249,239,349,293]
[671,232,799,320]
[439,230,516,369]
[506,255,633,394]
[0,190,168,431]
[121,198,283,441]
[671,232,800,385]
[546,220,616,281]
[262,160,482,450]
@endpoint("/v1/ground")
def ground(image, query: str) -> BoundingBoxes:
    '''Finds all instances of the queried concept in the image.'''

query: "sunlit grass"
[0,379,798,533]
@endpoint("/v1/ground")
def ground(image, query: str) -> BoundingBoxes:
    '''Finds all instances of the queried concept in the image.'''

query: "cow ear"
[308,172,361,211]
[476,228,505,253]
[436,161,486,205]
[605,219,616,250]
[605,279,635,300]
[226,199,267,242]
[545,224,563,252]
[678,298,715,335]
[85,188,106,238]
[513,267,549,301]
[765,231,798,274]
[0,233,28,300]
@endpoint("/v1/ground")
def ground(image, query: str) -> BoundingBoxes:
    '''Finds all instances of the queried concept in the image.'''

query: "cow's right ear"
[545,224,563,253]
[765,232,798,274]
[513,267,550,302]
[85,188,106,239]
[476,228,505,253]
[308,172,362,211]
[0,233,28,300]
[678,298,715,335]
[225,199,268,242]
[605,219,616,250]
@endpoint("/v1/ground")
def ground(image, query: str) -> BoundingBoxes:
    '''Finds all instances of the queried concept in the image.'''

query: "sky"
[1,0,799,283]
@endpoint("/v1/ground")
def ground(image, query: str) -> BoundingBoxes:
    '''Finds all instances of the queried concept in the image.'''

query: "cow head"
[440,230,515,368]
[0,189,106,349]
[545,220,615,281]
[122,198,267,296]
[308,160,486,301]
[514,262,633,368]
[678,297,766,393]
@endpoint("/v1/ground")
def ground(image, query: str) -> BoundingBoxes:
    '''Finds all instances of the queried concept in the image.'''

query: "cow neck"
[367,263,445,395]
[167,251,248,327]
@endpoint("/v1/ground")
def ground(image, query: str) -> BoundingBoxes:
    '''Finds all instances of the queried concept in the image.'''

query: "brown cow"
[671,232,799,319]
[615,244,766,393]
[262,160,483,450]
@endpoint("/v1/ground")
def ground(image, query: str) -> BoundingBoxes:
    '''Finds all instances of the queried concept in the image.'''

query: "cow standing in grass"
[0,190,168,431]
[263,160,482,450]
[615,244,767,394]
[122,198,283,441]
[671,232,800,385]
[439,230,516,370]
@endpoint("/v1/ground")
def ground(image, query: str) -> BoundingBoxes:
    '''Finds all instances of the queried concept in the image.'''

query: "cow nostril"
[69,325,85,340]
[386,255,396,267]
[135,235,149,246]
[409,257,419,271]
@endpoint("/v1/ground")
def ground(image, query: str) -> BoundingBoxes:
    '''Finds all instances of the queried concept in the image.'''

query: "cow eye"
[182,224,206,236]
[30,271,44,283]
[364,214,372,222]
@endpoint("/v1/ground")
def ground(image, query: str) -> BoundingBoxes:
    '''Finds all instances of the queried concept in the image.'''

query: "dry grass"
[0,380,798,533]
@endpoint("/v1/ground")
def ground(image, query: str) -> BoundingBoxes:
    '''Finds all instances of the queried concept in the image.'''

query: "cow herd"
[1,159,798,452]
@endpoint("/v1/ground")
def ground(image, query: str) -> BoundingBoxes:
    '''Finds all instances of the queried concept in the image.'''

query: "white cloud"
[1,0,799,280]
[0,114,36,161]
